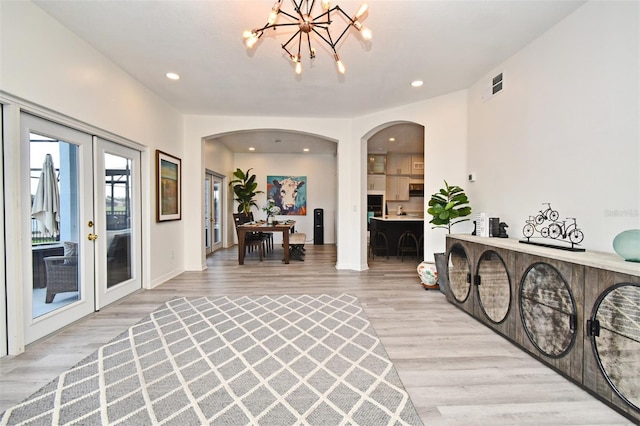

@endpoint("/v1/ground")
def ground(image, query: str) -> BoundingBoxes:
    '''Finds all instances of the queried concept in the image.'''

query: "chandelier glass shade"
[243,0,371,75]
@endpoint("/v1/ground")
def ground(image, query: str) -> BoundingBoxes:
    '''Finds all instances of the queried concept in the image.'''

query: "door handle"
[88,233,98,241]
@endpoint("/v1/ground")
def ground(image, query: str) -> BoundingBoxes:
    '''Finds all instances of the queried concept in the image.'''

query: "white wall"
[0,1,185,289]
[204,140,235,248]
[233,153,337,244]
[467,1,640,252]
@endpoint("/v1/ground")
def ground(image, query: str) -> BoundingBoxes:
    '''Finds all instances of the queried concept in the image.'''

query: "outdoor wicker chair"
[44,242,78,303]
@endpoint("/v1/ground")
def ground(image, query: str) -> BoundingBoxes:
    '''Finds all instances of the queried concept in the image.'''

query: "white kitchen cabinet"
[367,174,386,191]
[386,154,411,175]
[386,176,410,200]
[411,154,424,176]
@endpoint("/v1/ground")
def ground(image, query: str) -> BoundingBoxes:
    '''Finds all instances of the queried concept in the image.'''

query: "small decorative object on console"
[498,222,509,238]
[521,202,585,251]
[613,229,640,262]
[489,217,500,237]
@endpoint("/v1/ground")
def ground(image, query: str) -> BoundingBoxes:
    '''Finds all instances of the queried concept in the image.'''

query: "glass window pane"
[31,135,80,317]
[104,153,132,288]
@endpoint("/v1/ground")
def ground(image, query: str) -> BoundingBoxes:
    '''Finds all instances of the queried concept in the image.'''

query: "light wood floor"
[0,245,635,425]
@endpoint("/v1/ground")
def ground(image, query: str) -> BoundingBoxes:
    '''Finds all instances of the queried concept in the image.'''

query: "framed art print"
[156,150,181,222]
[266,175,307,215]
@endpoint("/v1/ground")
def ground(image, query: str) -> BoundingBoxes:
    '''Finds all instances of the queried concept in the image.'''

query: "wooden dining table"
[237,220,296,264]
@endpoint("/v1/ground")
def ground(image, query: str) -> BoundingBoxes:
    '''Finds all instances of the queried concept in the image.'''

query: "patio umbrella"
[31,153,60,238]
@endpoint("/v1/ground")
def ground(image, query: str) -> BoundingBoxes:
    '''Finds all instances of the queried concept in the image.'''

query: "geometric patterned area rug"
[1,294,423,425]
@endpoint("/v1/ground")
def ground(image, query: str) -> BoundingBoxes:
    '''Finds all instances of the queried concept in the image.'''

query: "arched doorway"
[362,121,426,266]
[203,129,338,257]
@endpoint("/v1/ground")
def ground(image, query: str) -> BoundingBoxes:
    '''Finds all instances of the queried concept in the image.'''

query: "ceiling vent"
[482,72,504,102]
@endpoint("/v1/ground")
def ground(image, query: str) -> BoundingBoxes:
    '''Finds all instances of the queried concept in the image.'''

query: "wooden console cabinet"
[445,235,640,422]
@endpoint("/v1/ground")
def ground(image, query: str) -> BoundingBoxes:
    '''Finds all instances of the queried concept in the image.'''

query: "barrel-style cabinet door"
[444,241,474,314]
[474,248,516,340]
[515,254,584,383]
[583,267,640,423]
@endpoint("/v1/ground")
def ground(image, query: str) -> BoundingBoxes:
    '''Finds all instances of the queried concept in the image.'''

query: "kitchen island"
[370,216,424,258]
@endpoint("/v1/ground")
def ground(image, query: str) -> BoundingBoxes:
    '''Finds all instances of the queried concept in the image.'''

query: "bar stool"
[397,231,419,262]
[370,230,389,260]
[418,234,424,258]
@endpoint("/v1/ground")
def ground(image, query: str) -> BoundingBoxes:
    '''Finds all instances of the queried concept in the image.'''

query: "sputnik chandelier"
[243,0,372,75]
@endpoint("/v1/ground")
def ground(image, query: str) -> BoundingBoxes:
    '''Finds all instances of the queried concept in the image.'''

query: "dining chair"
[233,213,264,261]
[249,212,273,252]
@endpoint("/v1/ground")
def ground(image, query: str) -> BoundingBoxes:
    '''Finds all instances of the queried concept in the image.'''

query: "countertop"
[448,234,640,277]
[371,215,424,222]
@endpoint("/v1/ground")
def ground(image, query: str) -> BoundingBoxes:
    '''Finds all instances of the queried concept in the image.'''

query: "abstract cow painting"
[267,176,307,215]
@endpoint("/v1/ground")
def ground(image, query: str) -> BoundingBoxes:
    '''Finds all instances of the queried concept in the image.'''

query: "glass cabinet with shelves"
[367,154,386,174]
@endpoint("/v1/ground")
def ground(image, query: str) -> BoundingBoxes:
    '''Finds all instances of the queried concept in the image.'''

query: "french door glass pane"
[205,177,211,250]
[104,153,132,288]
[214,180,221,245]
[30,134,80,318]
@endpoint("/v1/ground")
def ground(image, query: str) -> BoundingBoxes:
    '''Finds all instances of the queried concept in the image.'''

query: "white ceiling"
[33,0,585,153]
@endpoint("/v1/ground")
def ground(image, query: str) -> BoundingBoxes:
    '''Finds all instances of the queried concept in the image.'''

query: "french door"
[205,171,223,254]
[205,174,212,255]
[212,176,223,251]
[94,138,142,308]
[21,113,141,344]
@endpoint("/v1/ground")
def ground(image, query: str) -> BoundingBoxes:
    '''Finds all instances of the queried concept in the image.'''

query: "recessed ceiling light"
[411,80,423,87]
[166,72,180,80]
[389,137,395,142]
[249,147,255,151]
[303,148,310,152]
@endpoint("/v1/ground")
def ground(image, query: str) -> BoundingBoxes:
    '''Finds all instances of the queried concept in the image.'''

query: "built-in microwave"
[409,183,424,197]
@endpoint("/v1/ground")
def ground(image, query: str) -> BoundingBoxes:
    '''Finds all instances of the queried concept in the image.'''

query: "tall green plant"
[427,180,472,233]
[229,168,263,214]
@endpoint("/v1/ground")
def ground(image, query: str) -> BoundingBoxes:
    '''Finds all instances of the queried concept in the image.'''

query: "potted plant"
[229,168,263,215]
[424,180,472,292]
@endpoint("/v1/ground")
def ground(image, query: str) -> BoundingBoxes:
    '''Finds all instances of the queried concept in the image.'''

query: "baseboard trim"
[148,267,185,289]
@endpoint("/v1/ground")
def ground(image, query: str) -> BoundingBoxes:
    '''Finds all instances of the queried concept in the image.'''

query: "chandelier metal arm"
[305,32,314,57]
[297,0,308,15]
[310,27,338,53]
[281,30,303,56]
[251,21,299,38]
[284,31,302,48]
[309,8,333,27]
[278,9,300,22]
[331,5,359,45]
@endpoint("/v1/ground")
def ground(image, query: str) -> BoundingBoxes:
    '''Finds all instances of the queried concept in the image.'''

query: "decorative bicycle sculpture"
[521,203,585,251]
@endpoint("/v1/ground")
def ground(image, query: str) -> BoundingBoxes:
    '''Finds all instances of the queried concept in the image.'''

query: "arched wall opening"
[201,128,339,260]
[360,120,427,268]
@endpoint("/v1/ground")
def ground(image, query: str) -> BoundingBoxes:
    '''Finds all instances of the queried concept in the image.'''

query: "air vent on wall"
[492,73,503,94]
[482,71,504,102]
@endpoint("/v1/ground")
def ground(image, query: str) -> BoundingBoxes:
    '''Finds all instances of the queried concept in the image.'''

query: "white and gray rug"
[1,294,423,425]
